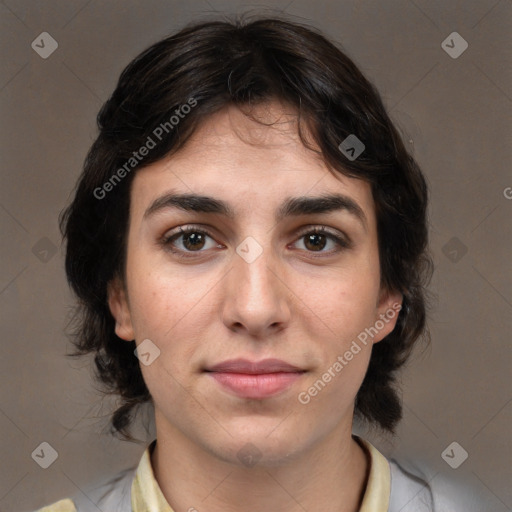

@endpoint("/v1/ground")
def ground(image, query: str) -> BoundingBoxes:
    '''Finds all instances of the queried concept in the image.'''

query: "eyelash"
[160,225,351,259]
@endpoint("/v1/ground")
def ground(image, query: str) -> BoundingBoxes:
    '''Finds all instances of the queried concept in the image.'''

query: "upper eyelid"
[295,224,346,237]
[164,223,346,238]
[163,224,350,248]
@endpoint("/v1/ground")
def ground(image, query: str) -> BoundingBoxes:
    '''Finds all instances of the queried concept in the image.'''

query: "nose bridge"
[222,235,290,334]
[233,236,280,303]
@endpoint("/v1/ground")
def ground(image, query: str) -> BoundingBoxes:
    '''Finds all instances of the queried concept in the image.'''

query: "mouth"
[204,358,307,399]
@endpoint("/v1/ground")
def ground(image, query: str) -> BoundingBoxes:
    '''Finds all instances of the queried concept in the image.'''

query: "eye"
[292,226,350,256]
[160,224,351,259]
[161,226,221,256]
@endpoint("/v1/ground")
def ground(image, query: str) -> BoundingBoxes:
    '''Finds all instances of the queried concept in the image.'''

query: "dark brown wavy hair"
[59,14,432,442]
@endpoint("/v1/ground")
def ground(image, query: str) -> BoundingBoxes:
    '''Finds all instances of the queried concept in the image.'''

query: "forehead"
[130,102,376,224]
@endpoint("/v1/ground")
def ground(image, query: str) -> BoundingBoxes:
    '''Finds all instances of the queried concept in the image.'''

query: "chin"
[205,424,310,468]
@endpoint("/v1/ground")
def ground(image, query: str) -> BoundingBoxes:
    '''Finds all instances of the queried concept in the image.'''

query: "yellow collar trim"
[132,437,390,511]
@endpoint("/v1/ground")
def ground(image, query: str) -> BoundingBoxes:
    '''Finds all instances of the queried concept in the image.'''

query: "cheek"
[296,341,372,431]
[125,262,220,385]
[306,267,381,341]
[127,261,209,336]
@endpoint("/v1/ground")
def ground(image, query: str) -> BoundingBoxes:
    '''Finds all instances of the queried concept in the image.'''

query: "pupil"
[306,234,325,251]
[181,232,327,252]
[184,233,204,250]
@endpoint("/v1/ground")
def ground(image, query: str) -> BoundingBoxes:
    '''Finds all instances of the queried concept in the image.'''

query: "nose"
[221,242,291,337]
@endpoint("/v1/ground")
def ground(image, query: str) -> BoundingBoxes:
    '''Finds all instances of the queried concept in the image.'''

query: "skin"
[108,101,402,512]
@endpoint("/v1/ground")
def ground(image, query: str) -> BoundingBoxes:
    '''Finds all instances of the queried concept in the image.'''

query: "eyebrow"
[143,191,367,228]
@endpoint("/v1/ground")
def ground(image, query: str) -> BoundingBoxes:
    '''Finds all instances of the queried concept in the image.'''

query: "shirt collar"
[131,436,390,512]
[131,439,173,512]
[356,436,391,511]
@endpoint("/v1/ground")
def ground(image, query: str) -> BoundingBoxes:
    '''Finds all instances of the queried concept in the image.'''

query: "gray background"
[0,1,510,511]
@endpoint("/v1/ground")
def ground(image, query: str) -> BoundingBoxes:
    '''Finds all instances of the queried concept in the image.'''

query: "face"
[108,101,401,466]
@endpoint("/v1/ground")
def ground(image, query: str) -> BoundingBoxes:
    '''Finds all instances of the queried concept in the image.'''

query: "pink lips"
[205,358,306,399]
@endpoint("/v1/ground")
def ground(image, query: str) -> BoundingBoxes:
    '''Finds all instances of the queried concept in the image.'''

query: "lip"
[205,358,306,399]
[206,358,304,374]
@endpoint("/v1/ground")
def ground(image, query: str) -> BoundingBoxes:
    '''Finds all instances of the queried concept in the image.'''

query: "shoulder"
[34,465,136,512]
[34,499,77,512]
[388,459,434,512]
[356,436,434,511]
[73,465,136,511]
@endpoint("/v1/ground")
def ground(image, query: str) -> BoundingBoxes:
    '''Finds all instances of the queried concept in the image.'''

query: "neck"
[151,415,369,512]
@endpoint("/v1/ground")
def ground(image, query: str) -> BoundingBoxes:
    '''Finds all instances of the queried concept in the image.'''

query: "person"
[37,13,434,512]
